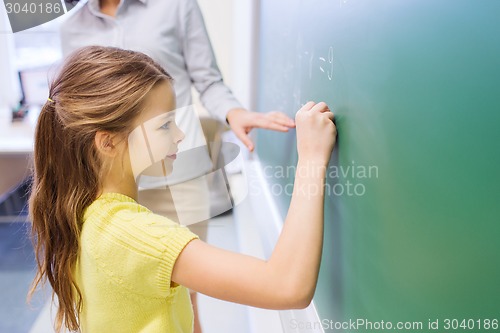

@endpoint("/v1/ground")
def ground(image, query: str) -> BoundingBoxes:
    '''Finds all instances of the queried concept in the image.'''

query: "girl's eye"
[160,121,171,130]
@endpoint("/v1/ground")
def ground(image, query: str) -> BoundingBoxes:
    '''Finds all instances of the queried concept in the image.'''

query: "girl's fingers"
[310,101,329,113]
[324,111,335,121]
[299,101,316,112]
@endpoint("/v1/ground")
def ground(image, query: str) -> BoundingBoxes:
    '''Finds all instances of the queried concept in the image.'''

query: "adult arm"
[180,0,295,151]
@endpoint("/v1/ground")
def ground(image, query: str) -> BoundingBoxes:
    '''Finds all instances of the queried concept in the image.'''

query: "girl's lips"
[166,154,177,159]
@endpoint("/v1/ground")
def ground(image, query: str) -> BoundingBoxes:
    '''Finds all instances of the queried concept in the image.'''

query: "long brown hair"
[27,46,172,332]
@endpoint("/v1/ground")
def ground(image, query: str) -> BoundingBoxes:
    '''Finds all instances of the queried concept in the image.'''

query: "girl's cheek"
[158,133,173,153]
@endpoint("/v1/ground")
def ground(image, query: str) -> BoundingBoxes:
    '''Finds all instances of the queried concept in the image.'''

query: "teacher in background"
[59,0,295,332]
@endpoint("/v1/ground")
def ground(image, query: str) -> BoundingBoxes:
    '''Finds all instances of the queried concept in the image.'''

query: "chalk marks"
[319,46,334,80]
[304,46,334,81]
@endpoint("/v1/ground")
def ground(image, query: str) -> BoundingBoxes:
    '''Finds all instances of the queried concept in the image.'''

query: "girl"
[28,46,336,332]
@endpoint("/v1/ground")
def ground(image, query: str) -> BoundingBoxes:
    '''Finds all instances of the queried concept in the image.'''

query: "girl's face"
[127,80,184,180]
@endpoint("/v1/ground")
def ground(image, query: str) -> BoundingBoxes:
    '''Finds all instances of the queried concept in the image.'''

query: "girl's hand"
[295,101,336,165]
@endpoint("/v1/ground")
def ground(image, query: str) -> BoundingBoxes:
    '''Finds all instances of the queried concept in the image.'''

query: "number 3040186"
[5,2,62,14]
[443,319,498,330]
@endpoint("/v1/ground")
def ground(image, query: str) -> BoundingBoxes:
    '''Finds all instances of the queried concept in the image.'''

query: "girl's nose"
[175,126,185,144]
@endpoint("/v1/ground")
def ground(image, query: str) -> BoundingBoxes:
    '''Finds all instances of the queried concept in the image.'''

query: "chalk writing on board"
[305,46,334,81]
[319,46,334,80]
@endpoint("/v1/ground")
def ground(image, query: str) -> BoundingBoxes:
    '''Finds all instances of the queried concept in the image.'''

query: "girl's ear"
[95,131,117,157]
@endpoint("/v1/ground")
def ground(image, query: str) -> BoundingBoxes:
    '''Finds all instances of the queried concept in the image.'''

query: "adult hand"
[226,108,295,151]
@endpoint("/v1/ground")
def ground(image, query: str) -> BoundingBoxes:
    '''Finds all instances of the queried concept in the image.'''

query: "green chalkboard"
[257,0,500,330]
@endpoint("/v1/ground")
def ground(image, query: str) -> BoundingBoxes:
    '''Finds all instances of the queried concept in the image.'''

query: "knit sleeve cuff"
[156,226,199,296]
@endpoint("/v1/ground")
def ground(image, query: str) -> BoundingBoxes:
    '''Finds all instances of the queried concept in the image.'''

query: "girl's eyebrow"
[150,111,176,124]
[162,111,176,120]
